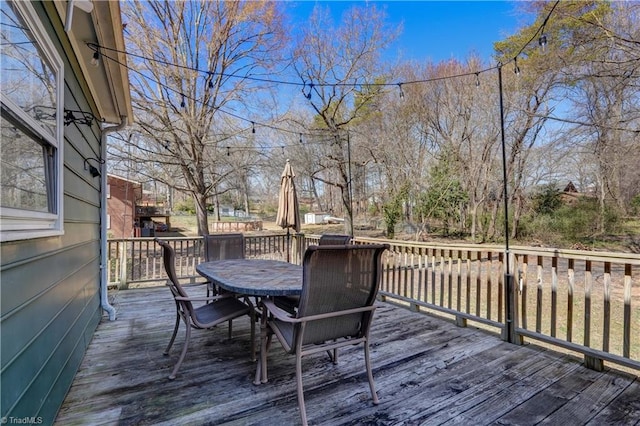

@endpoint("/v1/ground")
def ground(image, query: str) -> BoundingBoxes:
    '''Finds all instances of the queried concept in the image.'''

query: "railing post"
[118,241,129,290]
[504,257,523,345]
[504,272,516,342]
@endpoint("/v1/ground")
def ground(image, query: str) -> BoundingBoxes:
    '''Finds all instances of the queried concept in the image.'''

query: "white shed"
[304,212,326,224]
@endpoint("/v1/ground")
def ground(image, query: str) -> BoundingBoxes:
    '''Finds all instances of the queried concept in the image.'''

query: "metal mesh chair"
[318,234,351,245]
[155,238,255,379]
[203,233,245,296]
[257,244,388,426]
[273,234,352,314]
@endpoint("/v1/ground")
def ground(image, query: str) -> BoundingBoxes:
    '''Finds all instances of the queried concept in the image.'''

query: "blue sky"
[287,1,529,64]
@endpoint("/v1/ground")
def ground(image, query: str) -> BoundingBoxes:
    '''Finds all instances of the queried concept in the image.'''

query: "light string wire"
[95,44,379,150]
[87,41,499,89]
[92,1,560,150]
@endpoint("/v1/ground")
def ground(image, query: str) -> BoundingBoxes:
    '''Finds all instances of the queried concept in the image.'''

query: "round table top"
[196,258,302,296]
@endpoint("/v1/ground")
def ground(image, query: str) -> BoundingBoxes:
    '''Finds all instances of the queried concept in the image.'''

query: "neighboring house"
[107,174,142,238]
[561,181,595,205]
[1,1,132,422]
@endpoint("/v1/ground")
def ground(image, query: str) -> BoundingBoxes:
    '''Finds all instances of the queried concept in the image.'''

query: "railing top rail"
[351,236,640,264]
[108,235,640,264]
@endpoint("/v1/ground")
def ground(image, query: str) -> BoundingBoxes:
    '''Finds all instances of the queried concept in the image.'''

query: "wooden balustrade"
[209,220,263,232]
[107,235,639,372]
[107,235,290,287]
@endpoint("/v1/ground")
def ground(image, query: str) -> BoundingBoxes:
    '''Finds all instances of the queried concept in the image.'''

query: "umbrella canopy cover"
[276,160,300,232]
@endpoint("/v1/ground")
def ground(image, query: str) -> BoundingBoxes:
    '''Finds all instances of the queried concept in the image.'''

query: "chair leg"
[255,310,270,385]
[259,332,273,384]
[164,311,181,355]
[250,309,256,362]
[169,324,192,380]
[206,282,218,299]
[296,353,309,426]
[364,341,379,404]
[326,341,338,364]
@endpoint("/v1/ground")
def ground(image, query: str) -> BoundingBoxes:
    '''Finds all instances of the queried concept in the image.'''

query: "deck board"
[55,287,639,425]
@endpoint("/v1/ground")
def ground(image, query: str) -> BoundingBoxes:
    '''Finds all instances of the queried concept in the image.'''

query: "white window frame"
[0,1,64,242]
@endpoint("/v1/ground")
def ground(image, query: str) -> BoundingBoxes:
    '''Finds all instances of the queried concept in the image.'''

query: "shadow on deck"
[55,286,639,425]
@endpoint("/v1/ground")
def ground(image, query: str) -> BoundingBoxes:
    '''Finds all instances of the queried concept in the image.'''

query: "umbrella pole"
[286,228,290,263]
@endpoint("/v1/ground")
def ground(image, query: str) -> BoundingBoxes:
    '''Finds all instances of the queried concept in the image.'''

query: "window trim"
[0,0,64,242]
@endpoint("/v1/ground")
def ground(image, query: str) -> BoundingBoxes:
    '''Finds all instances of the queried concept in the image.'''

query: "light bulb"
[90,51,99,67]
[539,34,547,51]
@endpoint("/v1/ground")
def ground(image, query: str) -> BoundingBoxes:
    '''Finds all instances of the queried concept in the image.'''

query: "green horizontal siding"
[0,2,105,424]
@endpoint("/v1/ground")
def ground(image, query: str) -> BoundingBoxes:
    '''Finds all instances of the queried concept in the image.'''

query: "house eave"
[51,1,133,124]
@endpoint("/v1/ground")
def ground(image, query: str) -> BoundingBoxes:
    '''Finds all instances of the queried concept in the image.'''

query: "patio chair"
[155,238,255,379]
[273,234,352,315]
[318,234,351,245]
[203,233,245,297]
[258,244,388,426]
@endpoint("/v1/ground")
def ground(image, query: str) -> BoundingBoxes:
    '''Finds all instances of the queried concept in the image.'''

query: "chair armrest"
[262,299,296,321]
[175,292,239,303]
[181,281,211,288]
[262,299,376,324]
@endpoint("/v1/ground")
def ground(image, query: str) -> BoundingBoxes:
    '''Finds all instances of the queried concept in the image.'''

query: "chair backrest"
[295,244,388,346]
[204,233,245,261]
[155,238,194,315]
[318,234,351,245]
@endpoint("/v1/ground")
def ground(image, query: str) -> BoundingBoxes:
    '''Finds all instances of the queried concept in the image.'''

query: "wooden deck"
[55,286,640,426]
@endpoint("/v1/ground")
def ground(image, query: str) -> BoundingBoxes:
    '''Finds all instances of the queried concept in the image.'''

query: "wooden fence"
[107,235,639,372]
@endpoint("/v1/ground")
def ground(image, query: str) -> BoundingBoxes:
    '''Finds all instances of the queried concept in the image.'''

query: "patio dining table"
[196,258,303,385]
[195,258,302,297]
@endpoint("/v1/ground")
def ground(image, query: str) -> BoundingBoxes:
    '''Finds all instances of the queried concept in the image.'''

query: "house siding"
[0,2,103,424]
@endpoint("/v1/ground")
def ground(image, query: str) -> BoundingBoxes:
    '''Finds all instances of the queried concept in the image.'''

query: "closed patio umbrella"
[276,160,300,262]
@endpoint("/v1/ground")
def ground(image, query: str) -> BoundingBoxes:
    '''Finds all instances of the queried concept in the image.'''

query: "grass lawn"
[164,215,349,238]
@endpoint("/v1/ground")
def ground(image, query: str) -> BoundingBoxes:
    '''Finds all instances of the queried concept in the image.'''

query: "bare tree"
[118,1,286,235]
[560,1,640,225]
[292,4,399,234]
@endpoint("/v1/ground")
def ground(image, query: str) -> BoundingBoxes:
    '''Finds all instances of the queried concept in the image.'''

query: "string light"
[251,121,256,133]
[513,57,520,76]
[207,73,214,89]
[86,1,558,141]
[90,40,498,101]
[304,83,313,100]
[88,0,557,97]
[538,34,547,51]
[90,50,100,67]
[226,146,230,156]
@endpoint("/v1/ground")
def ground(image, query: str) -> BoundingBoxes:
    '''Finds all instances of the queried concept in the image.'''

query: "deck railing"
[107,235,639,372]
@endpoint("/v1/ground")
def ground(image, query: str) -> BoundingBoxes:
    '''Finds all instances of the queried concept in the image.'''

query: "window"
[1,1,64,241]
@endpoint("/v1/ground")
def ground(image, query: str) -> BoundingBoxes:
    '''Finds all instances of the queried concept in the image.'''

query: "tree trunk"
[340,184,353,236]
[194,192,209,236]
[310,178,324,212]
